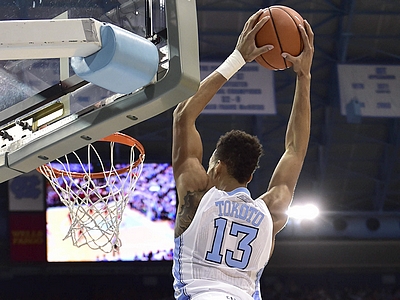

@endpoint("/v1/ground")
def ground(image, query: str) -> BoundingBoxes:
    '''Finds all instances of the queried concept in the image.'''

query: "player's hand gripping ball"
[255,6,304,70]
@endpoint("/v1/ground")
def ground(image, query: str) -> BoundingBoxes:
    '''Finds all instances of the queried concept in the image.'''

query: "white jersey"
[173,187,273,300]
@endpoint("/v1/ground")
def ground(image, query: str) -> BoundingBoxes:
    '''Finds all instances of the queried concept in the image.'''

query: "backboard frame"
[0,0,200,183]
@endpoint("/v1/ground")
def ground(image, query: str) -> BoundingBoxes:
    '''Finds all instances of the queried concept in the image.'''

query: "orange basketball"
[255,6,304,70]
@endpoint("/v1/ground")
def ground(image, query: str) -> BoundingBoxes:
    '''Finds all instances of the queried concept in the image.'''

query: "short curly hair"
[214,130,263,184]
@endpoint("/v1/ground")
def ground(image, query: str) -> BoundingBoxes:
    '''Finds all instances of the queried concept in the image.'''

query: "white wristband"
[215,49,246,80]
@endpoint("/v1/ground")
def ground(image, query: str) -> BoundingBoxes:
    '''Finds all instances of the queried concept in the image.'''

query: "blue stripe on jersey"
[252,267,265,300]
[173,236,190,300]
[227,187,251,197]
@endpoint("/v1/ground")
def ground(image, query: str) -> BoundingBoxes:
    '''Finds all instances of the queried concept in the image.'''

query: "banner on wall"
[200,62,276,115]
[9,212,46,262]
[8,170,44,211]
[338,64,400,118]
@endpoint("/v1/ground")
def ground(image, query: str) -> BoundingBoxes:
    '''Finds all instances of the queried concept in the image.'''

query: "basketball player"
[172,9,314,300]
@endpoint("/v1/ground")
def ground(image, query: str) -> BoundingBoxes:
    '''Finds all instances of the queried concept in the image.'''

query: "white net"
[38,134,145,253]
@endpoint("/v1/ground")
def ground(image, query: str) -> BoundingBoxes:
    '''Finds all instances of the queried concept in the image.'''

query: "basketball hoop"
[37,132,145,253]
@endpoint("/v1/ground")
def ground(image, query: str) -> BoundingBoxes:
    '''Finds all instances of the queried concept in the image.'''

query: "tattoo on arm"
[175,191,201,237]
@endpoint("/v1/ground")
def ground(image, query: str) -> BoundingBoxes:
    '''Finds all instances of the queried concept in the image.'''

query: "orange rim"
[37,132,145,179]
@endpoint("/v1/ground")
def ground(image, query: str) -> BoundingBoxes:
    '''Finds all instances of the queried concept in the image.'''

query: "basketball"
[255,6,304,70]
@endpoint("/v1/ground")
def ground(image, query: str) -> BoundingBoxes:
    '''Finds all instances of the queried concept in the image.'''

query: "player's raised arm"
[172,10,272,181]
[172,9,273,237]
[261,20,314,236]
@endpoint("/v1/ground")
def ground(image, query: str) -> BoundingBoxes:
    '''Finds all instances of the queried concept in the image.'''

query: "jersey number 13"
[205,217,259,269]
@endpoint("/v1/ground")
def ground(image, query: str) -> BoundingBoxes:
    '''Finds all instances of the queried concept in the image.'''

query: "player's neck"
[215,177,246,193]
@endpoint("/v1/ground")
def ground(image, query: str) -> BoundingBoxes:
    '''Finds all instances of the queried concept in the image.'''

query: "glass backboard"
[0,0,199,183]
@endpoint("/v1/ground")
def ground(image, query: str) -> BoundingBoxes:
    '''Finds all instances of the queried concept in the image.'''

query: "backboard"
[0,0,199,183]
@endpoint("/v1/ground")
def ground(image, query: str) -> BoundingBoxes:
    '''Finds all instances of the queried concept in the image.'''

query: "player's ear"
[214,160,223,174]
